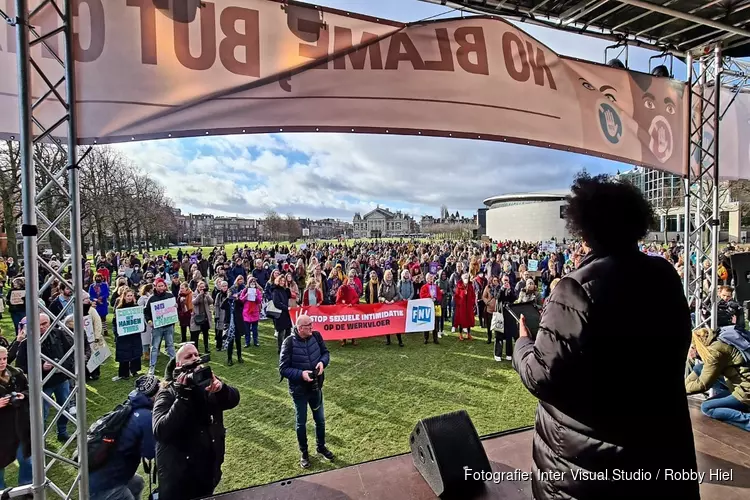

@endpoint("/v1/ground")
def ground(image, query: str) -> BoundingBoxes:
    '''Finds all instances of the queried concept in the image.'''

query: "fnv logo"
[411,306,432,324]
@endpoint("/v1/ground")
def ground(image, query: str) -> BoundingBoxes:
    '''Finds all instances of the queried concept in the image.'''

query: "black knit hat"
[135,375,160,397]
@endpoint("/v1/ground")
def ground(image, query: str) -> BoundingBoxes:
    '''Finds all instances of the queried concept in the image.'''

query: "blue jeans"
[244,321,258,346]
[11,310,25,335]
[693,363,750,431]
[43,380,70,437]
[90,475,144,500]
[0,444,32,489]
[150,325,176,369]
[292,389,326,452]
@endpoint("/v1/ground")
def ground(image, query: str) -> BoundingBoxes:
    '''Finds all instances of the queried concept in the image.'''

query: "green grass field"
[0,302,536,495]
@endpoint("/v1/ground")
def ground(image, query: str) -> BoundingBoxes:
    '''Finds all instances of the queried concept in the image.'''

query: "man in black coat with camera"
[152,344,240,500]
[279,314,334,469]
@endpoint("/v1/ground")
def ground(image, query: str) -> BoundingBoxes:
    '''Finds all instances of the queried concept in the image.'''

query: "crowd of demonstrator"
[1,227,749,494]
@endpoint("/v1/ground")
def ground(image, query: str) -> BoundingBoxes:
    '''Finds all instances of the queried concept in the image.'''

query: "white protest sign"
[115,306,145,336]
[541,241,557,254]
[87,342,111,372]
[151,297,178,329]
[528,260,539,272]
[83,315,95,344]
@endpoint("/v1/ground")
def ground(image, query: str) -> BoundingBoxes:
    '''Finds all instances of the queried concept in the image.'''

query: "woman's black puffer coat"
[513,249,700,500]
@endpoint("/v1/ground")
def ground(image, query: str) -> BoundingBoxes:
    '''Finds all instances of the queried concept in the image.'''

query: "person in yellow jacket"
[686,304,750,432]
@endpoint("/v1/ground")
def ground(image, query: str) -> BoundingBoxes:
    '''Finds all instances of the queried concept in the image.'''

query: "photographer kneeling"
[279,314,335,469]
[153,344,240,500]
[686,302,750,431]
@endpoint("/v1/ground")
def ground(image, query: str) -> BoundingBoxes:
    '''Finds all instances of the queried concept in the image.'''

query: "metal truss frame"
[1,1,750,500]
[1,0,89,499]
[684,44,750,331]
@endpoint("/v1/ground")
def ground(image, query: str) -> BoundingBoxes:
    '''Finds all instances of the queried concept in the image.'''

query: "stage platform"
[215,400,750,500]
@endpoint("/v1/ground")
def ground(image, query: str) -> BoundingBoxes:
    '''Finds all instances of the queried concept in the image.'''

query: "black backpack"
[77,400,134,470]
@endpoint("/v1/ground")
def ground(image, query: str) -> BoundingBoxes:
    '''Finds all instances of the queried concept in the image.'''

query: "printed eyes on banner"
[643,96,656,110]
[579,79,618,102]
[665,102,676,115]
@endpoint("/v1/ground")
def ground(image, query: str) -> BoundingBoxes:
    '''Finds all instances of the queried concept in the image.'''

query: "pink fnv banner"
[290,299,435,341]
[0,0,687,174]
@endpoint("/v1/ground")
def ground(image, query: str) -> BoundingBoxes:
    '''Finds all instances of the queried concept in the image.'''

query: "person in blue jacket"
[89,375,159,500]
[279,314,334,469]
[88,272,110,334]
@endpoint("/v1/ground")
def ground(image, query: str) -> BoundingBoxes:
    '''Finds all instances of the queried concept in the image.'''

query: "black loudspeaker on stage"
[730,252,750,304]
[409,410,492,497]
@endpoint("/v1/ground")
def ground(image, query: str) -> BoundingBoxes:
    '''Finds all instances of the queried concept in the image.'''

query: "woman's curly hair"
[565,172,655,252]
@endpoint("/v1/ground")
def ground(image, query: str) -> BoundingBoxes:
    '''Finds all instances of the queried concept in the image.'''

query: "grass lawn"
[0,311,537,495]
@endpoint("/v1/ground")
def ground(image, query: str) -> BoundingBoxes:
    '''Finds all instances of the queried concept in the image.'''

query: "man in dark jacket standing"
[279,314,335,469]
[153,344,240,500]
[17,313,74,442]
[89,375,159,500]
[513,174,700,500]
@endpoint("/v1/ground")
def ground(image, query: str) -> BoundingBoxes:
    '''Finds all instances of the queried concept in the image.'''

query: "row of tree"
[422,222,476,239]
[0,142,178,259]
[263,209,303,241]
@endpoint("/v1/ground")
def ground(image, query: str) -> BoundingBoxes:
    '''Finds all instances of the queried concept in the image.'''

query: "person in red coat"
[336,277,360,347]
[419,273,443,345]
[453,273,475,341]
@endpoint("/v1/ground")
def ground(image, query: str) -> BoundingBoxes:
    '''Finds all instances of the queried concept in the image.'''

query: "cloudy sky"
[115,0,682,221]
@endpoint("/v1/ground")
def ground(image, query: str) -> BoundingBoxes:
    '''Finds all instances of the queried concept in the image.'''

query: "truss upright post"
[709,44,722,331]
[14,0,46,497]
[9,0,89,498]
[683,51,693,300]
[686,44,723,331]
[63,0,89,494]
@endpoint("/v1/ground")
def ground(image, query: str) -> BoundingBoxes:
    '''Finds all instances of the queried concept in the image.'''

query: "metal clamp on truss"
[21,223,38,237]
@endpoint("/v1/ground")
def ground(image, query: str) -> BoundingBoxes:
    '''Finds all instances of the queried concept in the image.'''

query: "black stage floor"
[212,400,750,500]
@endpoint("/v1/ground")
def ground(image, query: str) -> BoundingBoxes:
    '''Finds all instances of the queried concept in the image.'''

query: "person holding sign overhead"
[144,278,177,377]
[112,289,144,382]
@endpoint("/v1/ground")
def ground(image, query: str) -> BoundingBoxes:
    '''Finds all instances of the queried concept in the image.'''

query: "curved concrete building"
[483,191,572,242]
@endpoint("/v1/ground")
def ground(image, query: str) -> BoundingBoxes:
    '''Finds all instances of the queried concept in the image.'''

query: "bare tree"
[285,213,302,241]
[0,141,21,259]
[264,209,283,241]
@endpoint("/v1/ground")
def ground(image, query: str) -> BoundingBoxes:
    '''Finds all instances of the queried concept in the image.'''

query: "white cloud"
[113,130,625,222]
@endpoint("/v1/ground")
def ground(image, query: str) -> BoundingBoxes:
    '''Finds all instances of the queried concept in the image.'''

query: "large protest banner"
[290,299,435,341]
[151,298,179,329]
[0,0,718,178]
[115,306,146,336]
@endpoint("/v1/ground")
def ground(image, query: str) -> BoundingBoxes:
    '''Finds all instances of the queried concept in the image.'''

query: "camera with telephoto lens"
[175,354,213,389]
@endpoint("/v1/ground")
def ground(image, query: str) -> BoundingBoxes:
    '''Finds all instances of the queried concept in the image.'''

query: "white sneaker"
[147,367,155,376]
[494,356,503,362]
[274,331,279,338]
[505,356,512,361]
[69,405,77,416]
[112,376,124,382]
[438,332,443,339]
[451,327,456,333]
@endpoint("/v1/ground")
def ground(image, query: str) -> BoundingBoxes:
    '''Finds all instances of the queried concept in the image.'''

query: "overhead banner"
[290,298,435,341]
[2,0,733,177]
